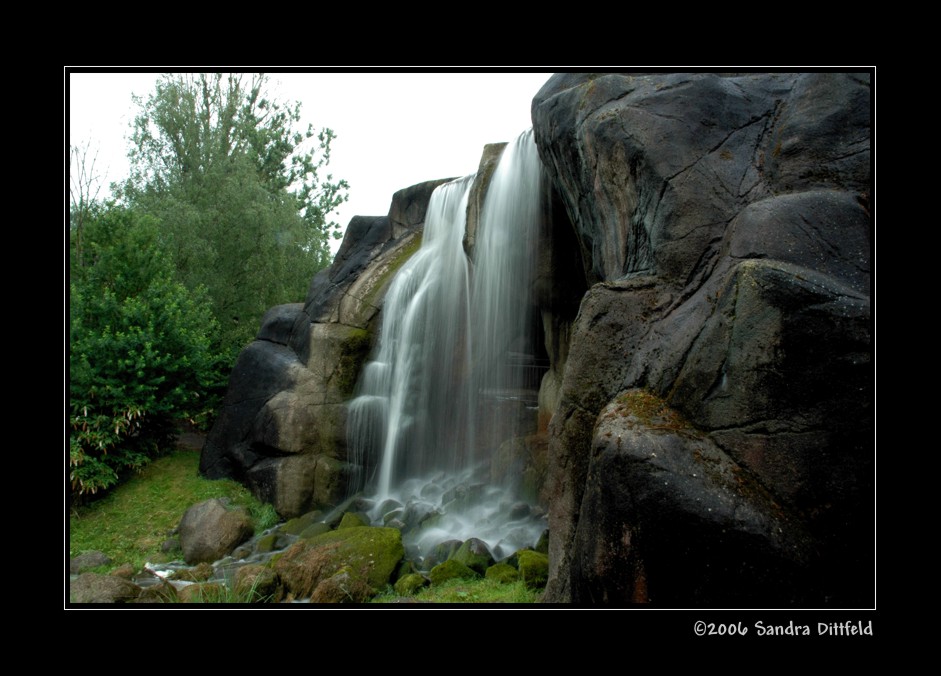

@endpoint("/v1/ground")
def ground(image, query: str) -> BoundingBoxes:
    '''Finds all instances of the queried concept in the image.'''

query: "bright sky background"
[68,71,553,255]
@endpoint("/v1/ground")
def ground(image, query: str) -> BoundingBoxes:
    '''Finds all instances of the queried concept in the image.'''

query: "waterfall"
[347,130,546,562]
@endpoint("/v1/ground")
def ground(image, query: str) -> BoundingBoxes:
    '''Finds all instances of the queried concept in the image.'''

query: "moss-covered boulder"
[338,512,371,530]
[280,510,323,535]
[452,538,495,575]
[299,522,331,539]
[425,539,463,569]
[274,526,404,599]
[394,573,429,596]
[234,564,282,603]
[518,550,549,590]
[485,562,521,583]
[429,559,479,586]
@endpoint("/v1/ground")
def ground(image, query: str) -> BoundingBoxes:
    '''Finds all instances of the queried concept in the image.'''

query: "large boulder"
[178,498,253,565]
[532,72,871,605]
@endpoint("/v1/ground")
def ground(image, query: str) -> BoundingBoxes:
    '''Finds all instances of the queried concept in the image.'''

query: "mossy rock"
[299,522,331,539]
[234,565,282,603]
[178,582,226,603]
[394,573,429,596]
[452,538,495,576]
[518,550,549,590]
[429,559,479,586]
[172,561,214,582]
[274,526,404,598]
[255,533,279,553]
[280,510,324,535]
[425,539,463,569]
[337,512,371,530]
[485,562,521,584]
[310,566,373,603]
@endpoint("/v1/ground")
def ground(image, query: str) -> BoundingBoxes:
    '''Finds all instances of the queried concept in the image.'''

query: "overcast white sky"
[68,71,553,255]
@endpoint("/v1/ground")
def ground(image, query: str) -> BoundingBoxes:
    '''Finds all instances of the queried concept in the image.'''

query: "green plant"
[69,205,221,498]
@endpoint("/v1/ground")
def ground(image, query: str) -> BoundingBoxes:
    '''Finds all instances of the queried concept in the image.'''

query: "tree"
[69,141,104,268]
[124,73,348,357]
[69,203,221,498]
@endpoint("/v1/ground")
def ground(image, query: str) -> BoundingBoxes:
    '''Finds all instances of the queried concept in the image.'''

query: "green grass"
[69,449,279,572]
[372,577,540,604]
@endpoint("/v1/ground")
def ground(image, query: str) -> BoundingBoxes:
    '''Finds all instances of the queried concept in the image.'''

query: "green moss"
[394,573,428,596]
[298,522,331,539]
[518,550,549,590]
[429,559,479,586]
[615,389,695,435]
[337,512,370,529]
[276,526,404,597]
[485,562,520,584]
[280,510,323,535]
[335,328,372,397]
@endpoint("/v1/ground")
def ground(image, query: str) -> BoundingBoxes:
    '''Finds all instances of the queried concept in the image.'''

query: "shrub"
[69,204,221,498]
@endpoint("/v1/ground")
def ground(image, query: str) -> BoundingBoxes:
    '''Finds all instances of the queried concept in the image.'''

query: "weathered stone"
[69,550,111,574]
[464,142,507,257]
[299,522,331,539]
[178,499,253,565]
[70,573,141,603]
[532,72,872,604]
[280,510,324,535]
[423,539,464,570]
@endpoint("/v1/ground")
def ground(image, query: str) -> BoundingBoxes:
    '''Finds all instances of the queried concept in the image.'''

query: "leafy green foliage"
[69,205,221,497]
[123,73,348,356]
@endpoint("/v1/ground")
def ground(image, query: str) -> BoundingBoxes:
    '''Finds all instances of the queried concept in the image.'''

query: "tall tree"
[124,73,348,357]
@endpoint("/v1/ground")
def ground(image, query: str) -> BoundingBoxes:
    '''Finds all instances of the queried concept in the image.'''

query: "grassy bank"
[68,449,278,572]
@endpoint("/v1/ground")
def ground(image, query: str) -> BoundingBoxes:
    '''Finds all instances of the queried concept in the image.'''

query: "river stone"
[70,573,141,603]
[178,498,253,565]
[70,550,111,574]
[299,522,331,539]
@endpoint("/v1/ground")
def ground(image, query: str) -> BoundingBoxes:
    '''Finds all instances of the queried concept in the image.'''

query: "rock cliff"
[531,72,871,605]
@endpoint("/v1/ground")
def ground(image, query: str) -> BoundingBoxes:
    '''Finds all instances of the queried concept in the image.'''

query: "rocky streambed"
[69,480,549,604]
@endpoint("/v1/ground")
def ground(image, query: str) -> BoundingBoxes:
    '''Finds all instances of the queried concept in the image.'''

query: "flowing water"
[347,130,546,564]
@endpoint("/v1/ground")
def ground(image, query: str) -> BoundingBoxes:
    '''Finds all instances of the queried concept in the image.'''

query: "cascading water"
[347,130,546,564]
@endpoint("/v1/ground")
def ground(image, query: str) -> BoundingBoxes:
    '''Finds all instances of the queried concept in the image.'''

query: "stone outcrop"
[531,72,871,605]
[200,179,452,517]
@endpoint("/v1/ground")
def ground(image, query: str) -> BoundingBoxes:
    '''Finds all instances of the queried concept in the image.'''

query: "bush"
[69,204,221,498]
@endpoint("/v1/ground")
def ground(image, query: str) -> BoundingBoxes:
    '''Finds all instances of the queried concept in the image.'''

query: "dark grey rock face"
[532,72,871,605]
